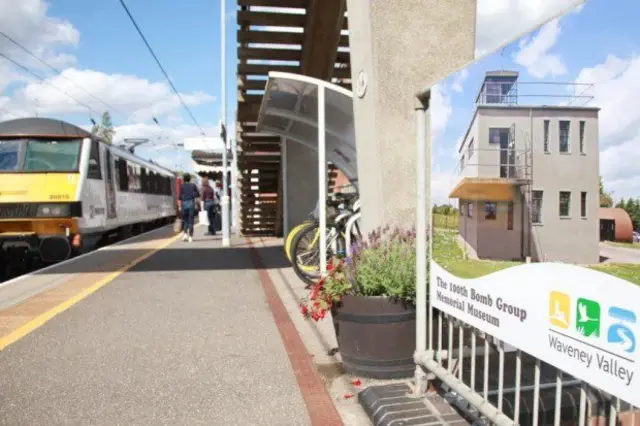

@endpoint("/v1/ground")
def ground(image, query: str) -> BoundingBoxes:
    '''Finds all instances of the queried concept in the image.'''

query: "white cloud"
[430,83,452,139]
[0,0,217,174]
[431,168,458,206]
[572,54,640,200]
[475,0,583,58]
[451,69,469,93]
[0,0,79,73]
[513,19,567,78]
[3,68,215,122]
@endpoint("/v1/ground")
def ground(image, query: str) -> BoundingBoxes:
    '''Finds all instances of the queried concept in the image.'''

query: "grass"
[433,213,459,230]
[591,263,640,284]
[432,229,521,278]
[604,241,640,250]
[432,228,640,285]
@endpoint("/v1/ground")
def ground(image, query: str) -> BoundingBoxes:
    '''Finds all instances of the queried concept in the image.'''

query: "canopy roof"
[256,71,357,188]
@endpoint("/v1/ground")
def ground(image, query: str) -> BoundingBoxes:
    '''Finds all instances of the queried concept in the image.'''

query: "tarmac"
[0,225,364,425]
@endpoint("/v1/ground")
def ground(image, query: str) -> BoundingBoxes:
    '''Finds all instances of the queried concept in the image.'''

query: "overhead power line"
[0,51,101,117]
[117,0,206,136]
[0,30,129,121]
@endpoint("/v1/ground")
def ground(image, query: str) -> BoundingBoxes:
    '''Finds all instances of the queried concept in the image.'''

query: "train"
[0,117,179,268]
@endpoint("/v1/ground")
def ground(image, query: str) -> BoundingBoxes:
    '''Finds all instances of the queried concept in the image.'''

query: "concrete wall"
[458,106,601,265]
[283,140,318,237]
[346,0,477,234]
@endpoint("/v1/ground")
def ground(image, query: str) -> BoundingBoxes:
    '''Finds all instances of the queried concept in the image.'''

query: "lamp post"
[220,0,230,247]
[231,137,238,234]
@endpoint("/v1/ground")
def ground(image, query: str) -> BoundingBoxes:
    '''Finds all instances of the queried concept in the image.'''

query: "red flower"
[300,305,309,316]
[351,379,362,387]
[327,262,334,271]
[344,393,354,399]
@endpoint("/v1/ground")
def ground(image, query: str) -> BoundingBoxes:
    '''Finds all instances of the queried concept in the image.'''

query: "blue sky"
[0,0,239,171]
[432,0,640,205]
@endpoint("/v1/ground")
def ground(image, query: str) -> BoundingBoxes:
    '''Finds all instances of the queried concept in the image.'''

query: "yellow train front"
[0,117,177,268]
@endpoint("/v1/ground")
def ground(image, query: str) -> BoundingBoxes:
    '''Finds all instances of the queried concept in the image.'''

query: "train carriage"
[0,117,178,265]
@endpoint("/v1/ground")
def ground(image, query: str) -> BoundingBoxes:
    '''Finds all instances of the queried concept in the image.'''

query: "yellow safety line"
[0,232,181,351]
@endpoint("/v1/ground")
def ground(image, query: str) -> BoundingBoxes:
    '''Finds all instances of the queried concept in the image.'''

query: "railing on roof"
[476,81,595,107]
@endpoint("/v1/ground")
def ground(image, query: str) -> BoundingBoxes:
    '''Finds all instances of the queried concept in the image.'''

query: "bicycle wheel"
[290,221,323,286]
[285,220,311,262]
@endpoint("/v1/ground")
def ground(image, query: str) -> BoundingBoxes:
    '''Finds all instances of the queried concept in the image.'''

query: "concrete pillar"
[283,140,318,237]
[347,0,477,234]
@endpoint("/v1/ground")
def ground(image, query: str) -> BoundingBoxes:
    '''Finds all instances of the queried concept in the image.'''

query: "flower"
[299,224,421,322]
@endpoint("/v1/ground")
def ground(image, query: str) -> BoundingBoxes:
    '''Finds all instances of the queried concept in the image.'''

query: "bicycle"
[284,183,357,262]
[290,192,362,286]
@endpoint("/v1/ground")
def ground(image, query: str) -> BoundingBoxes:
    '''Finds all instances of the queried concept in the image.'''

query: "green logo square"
[576,298,600,338]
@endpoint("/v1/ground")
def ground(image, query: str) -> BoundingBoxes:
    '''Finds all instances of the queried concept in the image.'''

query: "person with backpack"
[178,173,199,242]
[200,176,217,236]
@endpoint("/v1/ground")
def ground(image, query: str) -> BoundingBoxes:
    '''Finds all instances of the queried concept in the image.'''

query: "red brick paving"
[246,238,344,426]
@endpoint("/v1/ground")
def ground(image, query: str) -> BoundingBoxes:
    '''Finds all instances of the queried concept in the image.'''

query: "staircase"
[235,0,350,237]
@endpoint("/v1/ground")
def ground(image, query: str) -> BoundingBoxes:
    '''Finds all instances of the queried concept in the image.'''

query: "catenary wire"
[0,51,101,117]
[117,0,206,135]
[0,30,130,121]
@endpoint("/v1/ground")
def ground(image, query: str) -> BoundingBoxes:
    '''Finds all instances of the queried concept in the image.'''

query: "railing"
[456,147,531,182]
[414,89,638,426]
[415,308,638,425]
[475,81,595,107]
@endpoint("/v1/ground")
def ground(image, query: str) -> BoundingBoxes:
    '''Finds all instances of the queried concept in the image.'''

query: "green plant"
[300,225,419,321]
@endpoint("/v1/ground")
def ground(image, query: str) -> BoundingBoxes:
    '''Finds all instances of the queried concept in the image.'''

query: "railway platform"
[0,225,467,426]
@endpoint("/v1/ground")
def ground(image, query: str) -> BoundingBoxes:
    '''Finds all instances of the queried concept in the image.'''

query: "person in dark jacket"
[200,176,218,236]
[179,173,199,242]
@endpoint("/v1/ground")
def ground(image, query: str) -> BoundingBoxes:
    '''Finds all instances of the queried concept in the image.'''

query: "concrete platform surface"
[0,226,333,425]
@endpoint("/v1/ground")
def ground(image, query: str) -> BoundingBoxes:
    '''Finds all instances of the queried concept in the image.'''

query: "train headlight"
[37,204,70,217]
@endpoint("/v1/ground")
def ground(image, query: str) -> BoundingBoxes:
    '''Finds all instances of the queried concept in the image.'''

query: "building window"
[484,202,497,220]
[581,192,587,218]
[87,139,102,180]
[579,121,585,154]
[489,128,510,145]
[543,120,550,153]
[532,190,543,224]
[559,121,570,153]
[559,191,571,217]
[468,138,474,161]
[468,202,473,218]
[507,201,514,230]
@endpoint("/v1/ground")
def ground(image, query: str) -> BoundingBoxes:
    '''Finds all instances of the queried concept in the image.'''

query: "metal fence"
[413,89,638,426]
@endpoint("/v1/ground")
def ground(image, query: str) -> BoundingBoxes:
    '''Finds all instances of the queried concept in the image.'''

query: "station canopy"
[256,72,357,189]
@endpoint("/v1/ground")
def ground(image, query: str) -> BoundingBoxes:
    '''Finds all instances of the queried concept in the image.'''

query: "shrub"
[300,225,420,321]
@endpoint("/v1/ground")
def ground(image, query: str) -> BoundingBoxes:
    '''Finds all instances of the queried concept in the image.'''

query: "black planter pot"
[332,295,417,380]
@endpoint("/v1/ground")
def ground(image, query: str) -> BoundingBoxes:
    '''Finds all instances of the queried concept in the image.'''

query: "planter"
[332,295,416,379]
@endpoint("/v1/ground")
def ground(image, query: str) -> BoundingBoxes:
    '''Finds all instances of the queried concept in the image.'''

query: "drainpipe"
[414,89,431,396]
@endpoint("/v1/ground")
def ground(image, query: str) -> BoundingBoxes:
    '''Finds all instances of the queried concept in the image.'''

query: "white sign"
[430,261,640,406]
[183,136,224,152]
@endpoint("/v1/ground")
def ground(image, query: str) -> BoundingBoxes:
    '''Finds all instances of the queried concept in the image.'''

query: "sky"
[0,0,238,172]
[431,0,640,206]
[0,0,616,182]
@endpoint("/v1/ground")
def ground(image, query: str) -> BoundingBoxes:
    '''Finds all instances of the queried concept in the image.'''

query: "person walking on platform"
[179,173,199,242]
[200,176,217,236]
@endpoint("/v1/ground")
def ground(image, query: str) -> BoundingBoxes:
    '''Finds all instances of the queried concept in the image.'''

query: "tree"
[91,111,115,144]
[599,176,613,207]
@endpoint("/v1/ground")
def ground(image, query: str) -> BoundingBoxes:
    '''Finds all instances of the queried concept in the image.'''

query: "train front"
[0,118,86,265]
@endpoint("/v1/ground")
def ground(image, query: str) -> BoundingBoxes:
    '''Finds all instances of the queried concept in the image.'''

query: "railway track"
[0,220,174,283]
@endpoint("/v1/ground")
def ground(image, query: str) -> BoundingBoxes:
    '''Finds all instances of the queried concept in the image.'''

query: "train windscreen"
[0,139,82,172]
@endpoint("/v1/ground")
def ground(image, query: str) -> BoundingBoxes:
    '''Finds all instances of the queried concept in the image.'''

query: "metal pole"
[282,139,289,237]
[231,137,239,234]
[318,86,327,275]
[414,92,429,396]
[220,0,230,247]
